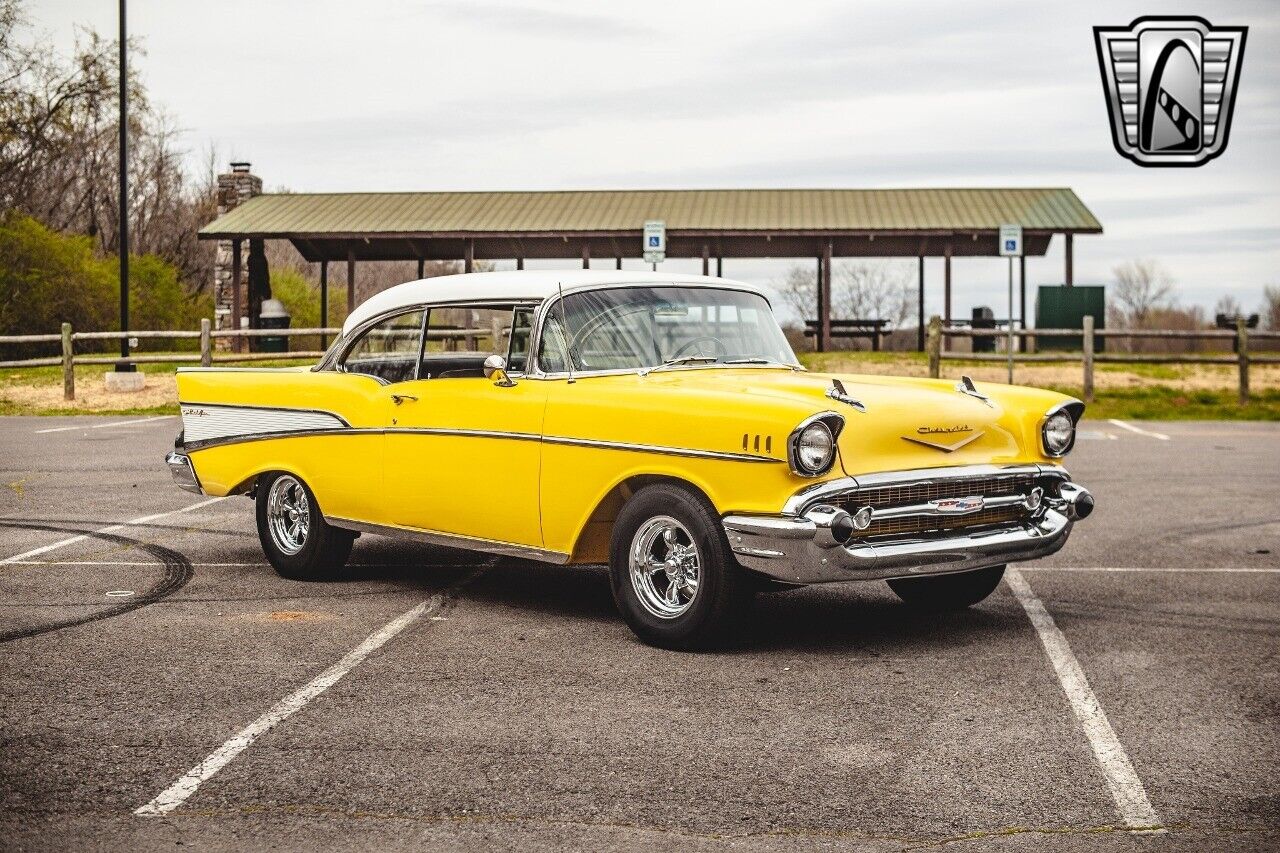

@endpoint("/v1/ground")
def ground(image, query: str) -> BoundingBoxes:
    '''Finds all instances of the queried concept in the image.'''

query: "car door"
[382,304,547,549]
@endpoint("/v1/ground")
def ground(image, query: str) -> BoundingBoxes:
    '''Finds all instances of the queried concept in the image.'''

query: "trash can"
[257,299,291,353]
[971,306,996,353]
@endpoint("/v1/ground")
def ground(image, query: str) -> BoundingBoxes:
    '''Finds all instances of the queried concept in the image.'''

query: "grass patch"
[1042,386,1280,421]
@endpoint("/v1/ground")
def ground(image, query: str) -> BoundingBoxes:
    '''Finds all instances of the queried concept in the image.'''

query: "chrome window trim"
[780,463,1068,516]
[325,516,571,565]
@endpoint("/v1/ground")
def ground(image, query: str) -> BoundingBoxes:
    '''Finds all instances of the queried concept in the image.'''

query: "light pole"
[116,0,133,372]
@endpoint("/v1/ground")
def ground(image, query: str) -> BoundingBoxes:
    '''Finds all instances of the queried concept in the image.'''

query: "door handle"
[391,394,419,405]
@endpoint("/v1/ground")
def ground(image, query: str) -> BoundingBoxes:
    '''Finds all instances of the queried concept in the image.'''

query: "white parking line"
[0,497,223,565]
[1022,566,1278,573]
[134,565,487,817]
[1006,568,1163,832]
[34,415,174,435]
[1107,419,1170,441]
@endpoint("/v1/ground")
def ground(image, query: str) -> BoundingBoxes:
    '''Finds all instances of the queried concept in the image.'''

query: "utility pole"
[116,0,133,372]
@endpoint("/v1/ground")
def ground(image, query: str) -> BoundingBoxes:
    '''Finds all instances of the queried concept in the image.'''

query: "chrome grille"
[823,472,1041,540]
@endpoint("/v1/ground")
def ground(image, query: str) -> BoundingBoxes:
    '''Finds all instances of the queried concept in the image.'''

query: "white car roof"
[341,269,769,335]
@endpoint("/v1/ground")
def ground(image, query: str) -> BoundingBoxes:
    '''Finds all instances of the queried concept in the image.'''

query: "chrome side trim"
[326,516,570,565]
[781,463,1065,516]
[383,427,542,442]
[541,435,779,463]
[182,428,357,452]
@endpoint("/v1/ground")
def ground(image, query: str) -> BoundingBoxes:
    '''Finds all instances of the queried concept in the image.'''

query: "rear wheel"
[256,472,354,581]
[887,565,1005,610]
[609,483,750,651]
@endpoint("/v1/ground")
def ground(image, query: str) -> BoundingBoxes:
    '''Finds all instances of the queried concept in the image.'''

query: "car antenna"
[557,281,575,385]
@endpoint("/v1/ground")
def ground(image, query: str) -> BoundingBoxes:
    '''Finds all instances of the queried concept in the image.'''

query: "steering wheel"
[670,336,728,360]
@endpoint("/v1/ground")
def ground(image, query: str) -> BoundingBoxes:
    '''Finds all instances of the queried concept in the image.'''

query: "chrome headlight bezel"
[1040,401,1084,458]
[788,412,845,477]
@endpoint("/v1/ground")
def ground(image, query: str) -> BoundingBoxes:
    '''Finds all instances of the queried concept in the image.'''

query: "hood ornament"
[825,379,866,413]
[955,375,994,408]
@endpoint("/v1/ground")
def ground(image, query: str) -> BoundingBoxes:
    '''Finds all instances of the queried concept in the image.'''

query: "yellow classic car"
[166,270,1093,649]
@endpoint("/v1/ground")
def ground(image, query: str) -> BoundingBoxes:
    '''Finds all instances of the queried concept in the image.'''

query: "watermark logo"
[1094,16,1247,167]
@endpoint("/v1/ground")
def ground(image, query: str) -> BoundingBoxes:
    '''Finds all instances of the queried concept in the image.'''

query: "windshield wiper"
[637,355,718,377]
[723,357,801,370]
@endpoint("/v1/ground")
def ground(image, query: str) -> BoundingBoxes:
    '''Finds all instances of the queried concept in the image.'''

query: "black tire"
[887,564,1005,610]
[255,471,355,581]
[609,483,751,650]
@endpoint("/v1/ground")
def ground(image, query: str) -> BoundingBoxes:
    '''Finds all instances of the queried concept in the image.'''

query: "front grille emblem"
[929,496,985,514]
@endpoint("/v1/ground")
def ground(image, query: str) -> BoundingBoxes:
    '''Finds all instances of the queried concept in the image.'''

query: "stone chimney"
[212,162,263,349]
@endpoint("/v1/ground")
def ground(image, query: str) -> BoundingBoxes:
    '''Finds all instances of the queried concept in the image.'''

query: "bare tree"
[1262,285,1280,330]
[1213,294,1242,320]
[775,264,816,322]
[1111,259,1176,327]
[834,261,912,324]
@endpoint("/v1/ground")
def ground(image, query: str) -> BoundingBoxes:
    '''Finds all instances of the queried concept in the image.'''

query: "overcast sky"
[36,0,1280,319]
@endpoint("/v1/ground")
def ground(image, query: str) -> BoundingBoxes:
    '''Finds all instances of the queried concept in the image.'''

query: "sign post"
[642,220,665,269]
[999,224,1023,384]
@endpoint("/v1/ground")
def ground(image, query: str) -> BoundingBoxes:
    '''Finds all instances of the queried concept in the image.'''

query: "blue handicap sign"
[1005,239,1017,251]
[648,236,660,247]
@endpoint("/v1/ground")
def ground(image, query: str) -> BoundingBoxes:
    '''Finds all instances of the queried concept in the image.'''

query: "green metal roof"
[200,188,1101,238]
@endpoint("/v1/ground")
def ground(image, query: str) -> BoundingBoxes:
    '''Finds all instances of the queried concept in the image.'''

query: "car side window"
[341,310,425,384]
[507,307,534,373]
[420,304,514,379]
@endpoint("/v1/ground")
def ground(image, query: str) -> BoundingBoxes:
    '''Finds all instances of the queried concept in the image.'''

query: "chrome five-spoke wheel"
[629,516,701,619]
[266,474,310,555]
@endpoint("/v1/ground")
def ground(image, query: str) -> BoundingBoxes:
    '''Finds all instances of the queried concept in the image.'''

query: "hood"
[640,367,1044,475]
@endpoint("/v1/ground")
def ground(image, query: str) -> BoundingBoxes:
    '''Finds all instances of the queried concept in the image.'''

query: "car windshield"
[537,286,799,373]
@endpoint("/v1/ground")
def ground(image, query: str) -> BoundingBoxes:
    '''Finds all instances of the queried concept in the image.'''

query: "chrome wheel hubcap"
[266,475,310,556]
[629,516,701,619]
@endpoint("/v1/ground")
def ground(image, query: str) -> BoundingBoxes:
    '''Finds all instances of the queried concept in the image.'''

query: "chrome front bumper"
[723,468,1092,585]
[165,451,203,495]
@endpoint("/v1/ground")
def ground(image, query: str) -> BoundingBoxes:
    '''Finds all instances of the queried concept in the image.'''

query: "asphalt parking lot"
[0,415,1277,852]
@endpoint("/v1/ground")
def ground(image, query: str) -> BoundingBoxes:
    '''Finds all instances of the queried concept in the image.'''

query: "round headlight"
[1042,411,1075,456]
[794,421,835,475]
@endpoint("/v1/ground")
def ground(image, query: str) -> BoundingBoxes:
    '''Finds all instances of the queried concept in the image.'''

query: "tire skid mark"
[0,521,194,643]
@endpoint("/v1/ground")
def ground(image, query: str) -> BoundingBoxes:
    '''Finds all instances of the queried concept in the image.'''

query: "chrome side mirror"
[483,354,516,387]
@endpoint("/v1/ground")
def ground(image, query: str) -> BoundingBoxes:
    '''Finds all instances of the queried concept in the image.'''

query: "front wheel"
[609,484,750,651]
[887,565,1005,610]
[256,472,354,581]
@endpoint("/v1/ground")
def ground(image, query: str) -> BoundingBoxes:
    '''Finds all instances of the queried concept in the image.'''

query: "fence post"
[61,322,74,401]
[927,315,941,379]
[200,318,212,367]
[1082,315,1095,404]
[1237,318,1249,404]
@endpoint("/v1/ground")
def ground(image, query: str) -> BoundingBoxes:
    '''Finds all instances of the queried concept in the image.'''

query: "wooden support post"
[1064,232,1074,286]
[199,318,212,368]
[1238,318,1250,404]
[319,260,329,349]
[464,239,474,273]
[820,241,833,352]
[582,243,590,269]
[61,322,74,401]
[716,257,723,277]
[346,250,356,316]
[917,256,925,352]
[701,244,709,276]
[814,256,825,353]
[616,257,622,270]
[1082,315,1095,403]
[927,315,942,378]
[231,239,243,353]
[943,246,952,326]
[516,257,524,270]
[491,316,504,354]
[416,258,425,279]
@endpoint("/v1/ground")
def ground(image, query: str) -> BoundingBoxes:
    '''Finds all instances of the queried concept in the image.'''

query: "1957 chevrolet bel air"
[166,270,1093,649]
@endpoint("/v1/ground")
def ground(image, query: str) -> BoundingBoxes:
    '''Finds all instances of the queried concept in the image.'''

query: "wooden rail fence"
[0,321,504,402]
[925,315,1280,404]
